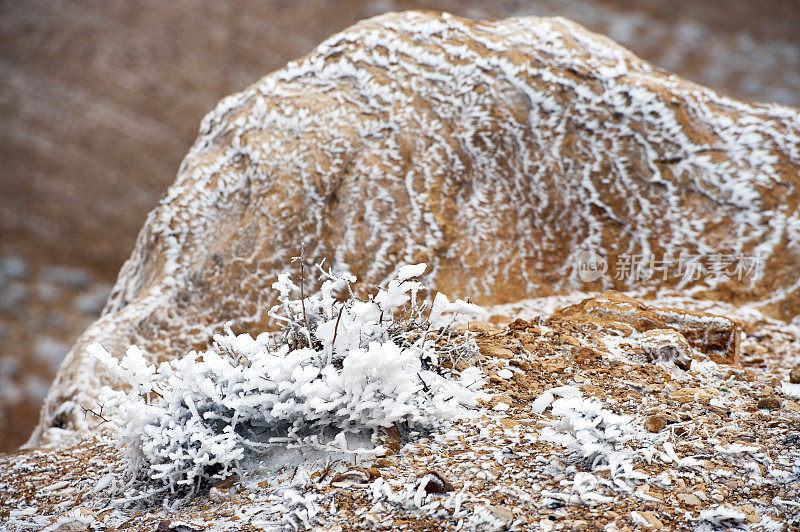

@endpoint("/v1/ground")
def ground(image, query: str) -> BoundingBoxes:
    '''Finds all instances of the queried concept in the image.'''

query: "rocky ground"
[2,292,799,531]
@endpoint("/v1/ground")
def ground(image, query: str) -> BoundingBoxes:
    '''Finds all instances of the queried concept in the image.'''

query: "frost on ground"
[3,284,800,531]
[86,262,484,498]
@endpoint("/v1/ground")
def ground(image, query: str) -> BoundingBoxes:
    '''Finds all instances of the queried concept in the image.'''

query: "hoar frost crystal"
[90,263,484,494]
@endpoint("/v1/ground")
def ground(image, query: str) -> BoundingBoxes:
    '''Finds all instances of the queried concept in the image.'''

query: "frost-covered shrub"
[90,263,483,494]
[539,392,641,477]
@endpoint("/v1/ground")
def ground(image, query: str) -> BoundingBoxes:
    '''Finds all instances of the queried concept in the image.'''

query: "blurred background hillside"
[1,0,799,451]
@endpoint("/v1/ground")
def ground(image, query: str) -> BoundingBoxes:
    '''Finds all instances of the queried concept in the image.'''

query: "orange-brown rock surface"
[28,11,800,446]
[548,291,740,365]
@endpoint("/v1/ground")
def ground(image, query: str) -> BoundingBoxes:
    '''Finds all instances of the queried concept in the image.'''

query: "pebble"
[486,504,514,523]
[738,504,760,524]
[631,511,659,528]
[639,511,663,529]
[538,518,555,531]
[52,523,91,532]
[331,468,370,485]
[757,396,782,410]
[208,487,231,502]
[643,415,670,433]
[670,387,712,403]
[418,470,454,494]
[497,368,514,379]
[485,346,515,359]
[790,364,800,384]
[571,520,589,531]
[677,493,702,506]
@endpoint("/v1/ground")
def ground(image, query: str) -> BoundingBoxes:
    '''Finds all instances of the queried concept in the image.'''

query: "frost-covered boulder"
[30,11,800,445]
[639,329,694,371]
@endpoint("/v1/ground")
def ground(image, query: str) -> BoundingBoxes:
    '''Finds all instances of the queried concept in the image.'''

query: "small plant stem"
[419,321,431,351]
[330,304,344,363]
[298,244,312,347]
[417,373,429,392]
[318,457,333,483]
[81,404,110,425]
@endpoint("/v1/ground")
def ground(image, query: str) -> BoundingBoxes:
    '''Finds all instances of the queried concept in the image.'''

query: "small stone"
[497,368,513,379]
[574,346,603,363]
[51,509,96,532]
[331,467,370,485]
[454,359,472,371]
[509,359,531,371]
[677,493,702,506]
[419,470,454,494]
[508,318,530,330]
[208,486,231,502]
[671,387,712,403]
[757,396,782,410]
[538,518,555,532]
[485,395,512,409]
[212,475,238,490]
[486,504,514,523]
[493,402,510,411]
[738,504,759,524]
[639,511,663,529]
[561,334,581,347]
[640,329,693,370]
[630,512,652,528]
[726,479,741,490]
[644,415,671,433]
[485,345,515,359]
[790,364,800,384]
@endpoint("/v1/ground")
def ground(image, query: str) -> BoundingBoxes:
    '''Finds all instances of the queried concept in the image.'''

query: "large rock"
[548,291,740,365]
[29,11,800,445]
